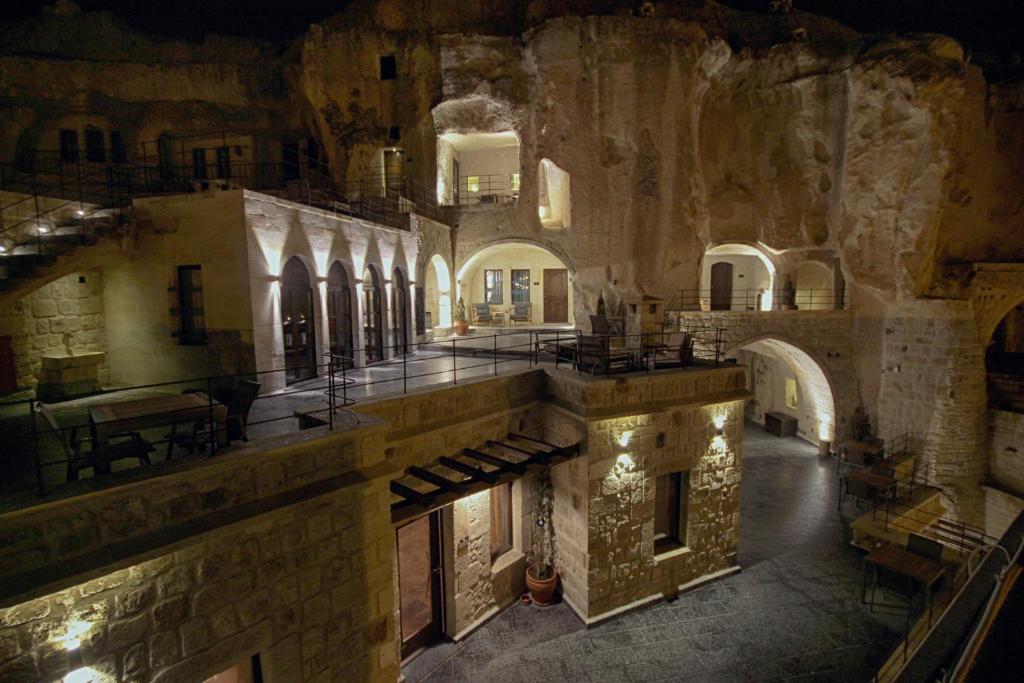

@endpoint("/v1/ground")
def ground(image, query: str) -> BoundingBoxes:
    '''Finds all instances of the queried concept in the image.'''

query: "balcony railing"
[442,173,519,208]
[0,326,731,506]
[667,288,844,312]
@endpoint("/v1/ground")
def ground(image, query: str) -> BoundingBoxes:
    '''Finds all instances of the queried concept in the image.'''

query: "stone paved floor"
[403,425,902,683]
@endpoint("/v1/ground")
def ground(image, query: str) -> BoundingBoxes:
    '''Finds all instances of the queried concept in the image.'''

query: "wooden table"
[863,544,945,611]
[90,393,227,447]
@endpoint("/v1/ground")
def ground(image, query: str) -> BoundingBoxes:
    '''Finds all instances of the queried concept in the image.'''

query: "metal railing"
[667,288,844,312]
[1,327,732,503]
[441,173,519,208]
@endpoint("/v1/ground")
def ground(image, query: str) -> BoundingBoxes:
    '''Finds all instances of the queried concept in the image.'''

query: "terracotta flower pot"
[453,320,469,336]
[526,565,559,605]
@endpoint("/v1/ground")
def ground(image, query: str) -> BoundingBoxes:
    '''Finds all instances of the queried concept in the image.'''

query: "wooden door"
[710,261,733,311]
[397,511,444,660]
[543,269,569,323]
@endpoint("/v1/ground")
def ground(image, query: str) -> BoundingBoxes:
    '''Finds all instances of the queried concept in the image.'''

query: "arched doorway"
[327,262,355,367]
[701,243,776,311]
[728,337,836,445]
[794,261,834,311]
[456,241,574,326]
[281,257,317,383]
[986,302,1024,412]
[424,254,453,333]
[392,268,409,355]
[363,265,384,363]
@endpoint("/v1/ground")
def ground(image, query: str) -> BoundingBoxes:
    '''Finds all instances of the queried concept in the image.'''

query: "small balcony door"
[710,261,733,311]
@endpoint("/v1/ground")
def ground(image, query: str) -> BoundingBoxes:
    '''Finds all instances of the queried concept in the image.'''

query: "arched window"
[281,257,317,383]
[363,266,384,363]
[391,268,409,355]
[327,262,354,368]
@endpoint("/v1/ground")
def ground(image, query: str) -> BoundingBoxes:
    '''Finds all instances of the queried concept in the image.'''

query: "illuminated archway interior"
[424,254,453,330]
[794,261,834,311]
[701,243,776,311]
[730,337,835,443]
[986,302,1024,411]
[456,242,574,326]
[436,131,520,206]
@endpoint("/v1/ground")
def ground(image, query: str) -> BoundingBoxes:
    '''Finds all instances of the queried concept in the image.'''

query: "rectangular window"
[484,270,503,305]
[110,131,126,163]
[192,148,207,180]
[654,471,689,551]
[490,482,513,562]
[467,175,480,193]
[84,128,106,163]
[510,172,520,192]
[216,146,231,179]
[59,129,79,162]
[380,54,397,80]
[511,269,530,303]
[177,265,206,345]
[786,377,799,409]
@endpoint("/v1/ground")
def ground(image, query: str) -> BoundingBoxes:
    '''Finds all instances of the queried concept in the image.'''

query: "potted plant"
[526,469,559,604]
[453,297,469,336]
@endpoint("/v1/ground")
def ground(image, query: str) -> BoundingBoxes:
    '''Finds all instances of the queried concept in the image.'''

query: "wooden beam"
[488,439,552,462]
[439,456,499,484]
[390,480,431,507]
[407,466,464,492]
[509,433,563,450]
[462,448,526,474]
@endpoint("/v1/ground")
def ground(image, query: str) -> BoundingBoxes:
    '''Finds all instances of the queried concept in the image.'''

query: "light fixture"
[58,619,91,651]
[711,435,726,452]
[38,225,49,235]
[614,453,635,475]
[617,430,633,448]
[76,209,85,217]
[0,245,6,255]
[712,414,725,432]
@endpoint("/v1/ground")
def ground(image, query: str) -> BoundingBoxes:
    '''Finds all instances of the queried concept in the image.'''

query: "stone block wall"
[0,477,396,683]
[988,409,1024,497]
[0,270,107,392]
[582,398,745,620]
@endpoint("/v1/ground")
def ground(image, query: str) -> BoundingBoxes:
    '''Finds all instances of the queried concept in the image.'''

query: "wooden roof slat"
[509,433,564,450]
[439,456,499,484]
[462,448,527,474]
[488,439,551,461]
[407,466,464,492]
[390,480,432,507]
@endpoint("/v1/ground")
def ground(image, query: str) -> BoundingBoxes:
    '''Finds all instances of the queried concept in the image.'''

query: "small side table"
[492,311,506,327]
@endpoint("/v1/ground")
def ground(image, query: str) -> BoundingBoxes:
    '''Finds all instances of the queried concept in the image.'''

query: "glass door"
[281,257,317,383]
[397,511,443,660]
[363,266,384,363]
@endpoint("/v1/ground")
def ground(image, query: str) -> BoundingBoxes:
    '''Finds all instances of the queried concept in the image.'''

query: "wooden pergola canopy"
[389,433,581,524]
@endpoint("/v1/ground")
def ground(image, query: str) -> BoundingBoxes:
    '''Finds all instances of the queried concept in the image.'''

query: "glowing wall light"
[57,619,91,651]
[617,430,633,448]
[712,413,725,432]
[613,453,635,476]
[711,435,726,453]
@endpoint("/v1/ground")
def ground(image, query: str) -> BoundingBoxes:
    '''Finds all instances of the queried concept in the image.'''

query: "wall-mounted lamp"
[617,430,633,448]
[38,225,49,235]
[711,435,726,452]
[75,209,85,217]
[58,619,91,651]
[613,453,635,475]
[713,414,725,434]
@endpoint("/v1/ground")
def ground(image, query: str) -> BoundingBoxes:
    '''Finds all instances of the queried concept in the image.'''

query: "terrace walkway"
[403,426,902,683]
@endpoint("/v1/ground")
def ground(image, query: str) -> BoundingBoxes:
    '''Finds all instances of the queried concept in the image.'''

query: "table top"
[841,439,884,455]
[866,544,945,584]
[766,411,798,422]
[845,468,896,489]
[90,392,215,425]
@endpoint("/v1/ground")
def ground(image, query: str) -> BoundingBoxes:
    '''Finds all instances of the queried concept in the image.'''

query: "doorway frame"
[397,509,446,662]
[542,268,569,324]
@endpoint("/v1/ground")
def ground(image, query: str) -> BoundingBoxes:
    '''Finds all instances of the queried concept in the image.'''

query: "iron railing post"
[327,353,335,430]
[452,338,457,385]
[31,399,45,497]
[493,333,498,376]
[403,346,408,394]
[207,376,216,454]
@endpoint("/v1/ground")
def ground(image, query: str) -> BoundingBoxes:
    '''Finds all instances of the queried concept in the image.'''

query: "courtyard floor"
[402,425,902,683]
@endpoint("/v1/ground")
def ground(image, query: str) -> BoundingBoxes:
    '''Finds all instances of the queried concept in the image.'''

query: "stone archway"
[727,335,839,445]
[700,242,778,311]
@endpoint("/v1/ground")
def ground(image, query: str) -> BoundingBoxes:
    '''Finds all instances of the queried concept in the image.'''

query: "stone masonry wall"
[0,476,396,683]
[583,398,745,620]
[989,409,1024,497]
[0,270,107,392]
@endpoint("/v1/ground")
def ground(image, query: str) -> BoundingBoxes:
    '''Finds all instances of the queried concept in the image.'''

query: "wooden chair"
[908,532,943,562]
[167,380,260,456]
[510,302,533,326]
[471,303,493,326]
[575,333,634,375]
[840,475,875,514]
[39,403,153,481]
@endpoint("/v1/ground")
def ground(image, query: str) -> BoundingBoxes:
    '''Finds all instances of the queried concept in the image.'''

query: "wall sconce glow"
[713,414,725,431]
[76,209,85,217]
[818,417,833,441]
[538,205,551,220]
[58,619,91,651]
[0,245,6,254]
[38,225,48,235]
[614,453,635,475]
[711,435,726,452]
[64,667,99,683]
[617,430,633,448]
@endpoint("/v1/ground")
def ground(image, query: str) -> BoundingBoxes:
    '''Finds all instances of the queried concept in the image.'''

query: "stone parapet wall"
[0,422,387,603]
[0,475,396,683]
[0,270,107,392]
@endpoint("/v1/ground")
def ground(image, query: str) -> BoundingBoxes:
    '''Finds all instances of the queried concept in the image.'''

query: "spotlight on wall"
[711,435,726,452]
[617,430,633,448]
[76,209,85,217]
[58,619,91,651]
[713,414,725,433]
[38,225,48,235]
[0,245,6,255]
[614,453,635,475]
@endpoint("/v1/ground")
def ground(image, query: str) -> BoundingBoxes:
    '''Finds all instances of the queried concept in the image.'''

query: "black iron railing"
[667,288,844,312]
[441,173,519,208]
[1,328,730,503]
